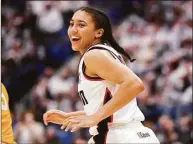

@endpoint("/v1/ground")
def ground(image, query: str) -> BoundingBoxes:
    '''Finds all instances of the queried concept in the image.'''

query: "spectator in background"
[31,67,54,121]
[47,66,77,114]
[178,115,192,143]
[72,138,87,144]
[14,111,46,144]
[37,2,64,34]
[157,115,179,143]
[46,126,62,144]
[48,66,75,100]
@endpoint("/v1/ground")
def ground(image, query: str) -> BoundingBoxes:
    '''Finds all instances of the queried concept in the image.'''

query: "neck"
[79,39,101,55]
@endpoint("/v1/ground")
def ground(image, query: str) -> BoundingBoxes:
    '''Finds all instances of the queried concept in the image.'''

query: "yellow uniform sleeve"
[1,84,16,144]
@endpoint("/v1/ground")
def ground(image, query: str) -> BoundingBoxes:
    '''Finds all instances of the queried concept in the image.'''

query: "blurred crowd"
[1,0,192,144]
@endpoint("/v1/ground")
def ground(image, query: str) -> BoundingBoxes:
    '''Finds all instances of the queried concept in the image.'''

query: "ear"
[95,29,104,39]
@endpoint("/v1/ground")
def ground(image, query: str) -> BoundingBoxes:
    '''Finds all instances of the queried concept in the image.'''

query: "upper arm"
[84,50,143,85]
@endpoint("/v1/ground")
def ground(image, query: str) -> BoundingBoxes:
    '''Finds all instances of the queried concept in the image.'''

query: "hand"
[43,109,70,126]
[62,114,100,132]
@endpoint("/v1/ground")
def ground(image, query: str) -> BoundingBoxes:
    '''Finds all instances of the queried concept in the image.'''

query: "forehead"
[71,10,94,23]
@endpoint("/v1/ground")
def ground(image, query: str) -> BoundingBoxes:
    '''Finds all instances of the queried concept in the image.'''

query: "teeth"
[72,36,80,40]
[72,36,79,39]
[71,36,80,42]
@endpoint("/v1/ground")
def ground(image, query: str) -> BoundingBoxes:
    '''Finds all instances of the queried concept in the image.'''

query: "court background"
[1,0,192,143]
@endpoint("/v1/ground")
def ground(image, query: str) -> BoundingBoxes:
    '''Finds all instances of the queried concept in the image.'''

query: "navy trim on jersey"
[82,62,104,81]
[81,46,120,81]
[80,44,125,81]
[93,88,113,144]
[78,90,88,105]
[87,47,125,64]
[88,47,117,59]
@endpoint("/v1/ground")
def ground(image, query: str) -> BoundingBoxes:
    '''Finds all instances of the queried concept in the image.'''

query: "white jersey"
[78,43,145,137]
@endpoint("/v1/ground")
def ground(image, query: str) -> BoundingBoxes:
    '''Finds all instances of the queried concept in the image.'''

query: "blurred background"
[1,0,192,143]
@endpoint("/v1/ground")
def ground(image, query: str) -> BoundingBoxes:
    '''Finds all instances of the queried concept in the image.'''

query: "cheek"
[67,28,71,37]
[81,36,93,48]
[82,31,95,43]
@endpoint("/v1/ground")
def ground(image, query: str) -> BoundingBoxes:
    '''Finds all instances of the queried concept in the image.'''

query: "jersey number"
[78,90,88,105]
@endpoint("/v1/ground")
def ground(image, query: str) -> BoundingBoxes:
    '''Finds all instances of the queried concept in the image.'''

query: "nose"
[71,25,78,33]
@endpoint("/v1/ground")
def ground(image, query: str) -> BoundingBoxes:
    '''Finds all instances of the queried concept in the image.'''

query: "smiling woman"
[68,10,102,53]
[43,7,160,144]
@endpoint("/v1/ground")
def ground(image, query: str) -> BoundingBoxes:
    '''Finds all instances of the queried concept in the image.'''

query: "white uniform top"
[78,43,145,136]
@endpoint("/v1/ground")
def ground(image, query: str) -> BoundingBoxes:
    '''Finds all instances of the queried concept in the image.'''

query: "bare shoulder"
[82,49,143,85]
[84,49,114,66]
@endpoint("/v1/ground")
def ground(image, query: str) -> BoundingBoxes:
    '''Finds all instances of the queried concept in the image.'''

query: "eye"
[79,23,85,28]
[69,22,74,27]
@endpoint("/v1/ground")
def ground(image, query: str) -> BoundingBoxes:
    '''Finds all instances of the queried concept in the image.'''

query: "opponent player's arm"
[84,50,144,123]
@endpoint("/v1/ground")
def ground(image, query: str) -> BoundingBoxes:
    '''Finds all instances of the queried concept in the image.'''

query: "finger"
[43,110,63,125]
[71,126,80,132]
[68,116,76,119]
[45,117,53,123]
[44,111,52,119]
[68,119,80,124]
[71,123,84,132]
[65,122,73,132]
[43,113,48,125]
[61,120,70,129]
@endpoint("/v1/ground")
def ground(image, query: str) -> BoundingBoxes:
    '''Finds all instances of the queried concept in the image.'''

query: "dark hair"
[76,7,136,62]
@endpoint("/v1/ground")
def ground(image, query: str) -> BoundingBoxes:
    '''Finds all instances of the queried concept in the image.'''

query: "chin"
[72,46,79,51]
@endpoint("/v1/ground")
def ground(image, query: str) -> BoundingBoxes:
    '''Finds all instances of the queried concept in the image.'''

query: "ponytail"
[78,7,136,62]
[96,8,136,62]
[107,34,136,62]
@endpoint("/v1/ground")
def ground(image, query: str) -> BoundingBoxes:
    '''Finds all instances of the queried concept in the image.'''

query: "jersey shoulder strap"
[86,44,119,60]
[86,44,126,64]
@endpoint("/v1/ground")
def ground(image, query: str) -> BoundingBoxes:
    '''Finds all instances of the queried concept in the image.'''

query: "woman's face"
[68,10,99,53]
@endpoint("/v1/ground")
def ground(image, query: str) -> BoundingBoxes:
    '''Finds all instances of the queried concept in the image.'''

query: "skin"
[68,10,103,54]
[43,10,144,132]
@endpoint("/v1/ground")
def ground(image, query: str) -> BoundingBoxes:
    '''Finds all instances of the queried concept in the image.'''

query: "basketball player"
[43,7,160,143]
[1,83,16,144]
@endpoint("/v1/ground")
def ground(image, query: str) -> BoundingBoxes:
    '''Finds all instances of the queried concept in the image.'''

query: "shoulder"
[1,83,9,108]
[88,44,115,53]
[1,83,9,100]
[1,83,6,90]
[1,83,8,95]
[85,43,115,59]
[84,48,113,66]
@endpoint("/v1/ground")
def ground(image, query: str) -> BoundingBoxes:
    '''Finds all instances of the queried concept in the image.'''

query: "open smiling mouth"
[71,37,81,42]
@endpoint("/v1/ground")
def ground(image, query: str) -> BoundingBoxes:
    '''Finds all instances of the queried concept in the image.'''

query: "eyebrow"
[70,19,87,24]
